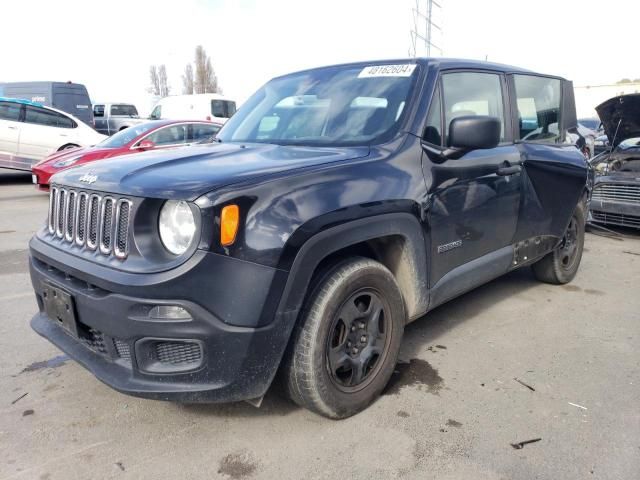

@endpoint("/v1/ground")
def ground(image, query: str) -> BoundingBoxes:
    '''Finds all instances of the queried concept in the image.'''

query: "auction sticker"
[358,64,416,78]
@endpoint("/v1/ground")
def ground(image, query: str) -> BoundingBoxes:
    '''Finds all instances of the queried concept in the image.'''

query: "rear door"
[18,105,77,163]
[52,84,92,125]
[93,104,108,134]
[422,70,522,294]
[0,101,23,168]
[510,74,588,242]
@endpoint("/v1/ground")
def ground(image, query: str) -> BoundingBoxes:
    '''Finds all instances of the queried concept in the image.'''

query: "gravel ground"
[0,169,639,480]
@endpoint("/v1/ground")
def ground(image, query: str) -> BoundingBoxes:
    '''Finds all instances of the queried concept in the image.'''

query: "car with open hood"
[28,58,589,419]
[589,94,640,229]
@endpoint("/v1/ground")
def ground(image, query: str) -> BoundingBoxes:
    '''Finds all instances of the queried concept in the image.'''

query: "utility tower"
[409,0,442,58]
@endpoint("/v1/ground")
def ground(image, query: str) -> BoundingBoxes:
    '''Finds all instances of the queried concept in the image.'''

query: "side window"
[0,102,21,121]
[93,105,105,117]
[513,75,562,143]
[150,105,161,120]
[423,85,442,146]
[145,125,188,146]
[24,106,75,128]
[211,100,236,118]
[441,72,506,145]
[211,100,225,118]
[189,123,220,142]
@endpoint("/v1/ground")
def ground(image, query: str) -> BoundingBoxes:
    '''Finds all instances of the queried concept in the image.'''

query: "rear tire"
[532,202,585,284]
[283,257,405,419]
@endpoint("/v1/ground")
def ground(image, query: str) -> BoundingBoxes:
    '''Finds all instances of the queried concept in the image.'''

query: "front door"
[422,71,522,288]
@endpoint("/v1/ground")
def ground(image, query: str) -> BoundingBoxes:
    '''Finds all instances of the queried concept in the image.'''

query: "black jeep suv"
[29,59,589,418]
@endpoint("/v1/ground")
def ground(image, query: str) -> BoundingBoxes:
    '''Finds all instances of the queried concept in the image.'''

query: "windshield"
[216,63,418,146]
[97,123,157,148]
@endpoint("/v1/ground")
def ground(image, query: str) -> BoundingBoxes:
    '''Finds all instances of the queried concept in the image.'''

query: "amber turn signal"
[220,204,240,246]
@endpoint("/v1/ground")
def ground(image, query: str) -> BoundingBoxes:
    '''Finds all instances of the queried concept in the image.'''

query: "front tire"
[283,257,405,419]
[532,201,586,284]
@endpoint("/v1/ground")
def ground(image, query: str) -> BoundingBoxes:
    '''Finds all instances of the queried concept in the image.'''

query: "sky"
[1,0,637,115]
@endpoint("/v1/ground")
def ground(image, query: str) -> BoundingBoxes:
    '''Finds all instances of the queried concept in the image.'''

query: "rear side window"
[24,106,75,128]
[513,75,562,143]
[441,72,506,145]
[0,102,21,121]
[189,123,220,142]
[110,104,138,116]
[211,100,236,118]
[93,105,105,117]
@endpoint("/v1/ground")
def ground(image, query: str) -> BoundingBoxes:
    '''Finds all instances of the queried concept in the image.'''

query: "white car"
[0,98,106,171]
[149,94,237,123]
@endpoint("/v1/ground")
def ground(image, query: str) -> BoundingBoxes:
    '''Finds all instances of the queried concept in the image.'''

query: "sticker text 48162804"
[358,64,417,78]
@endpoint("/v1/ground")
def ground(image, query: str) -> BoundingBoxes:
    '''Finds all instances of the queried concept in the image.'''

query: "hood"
[595,94,640,147]
[50,142,370,200]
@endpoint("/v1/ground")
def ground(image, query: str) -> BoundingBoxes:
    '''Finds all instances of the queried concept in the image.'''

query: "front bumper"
[28,237,292,403]
[590,184,640,229]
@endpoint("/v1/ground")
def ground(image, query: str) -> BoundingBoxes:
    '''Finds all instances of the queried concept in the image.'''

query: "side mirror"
[137,140,155,150]
[448,115,501,151]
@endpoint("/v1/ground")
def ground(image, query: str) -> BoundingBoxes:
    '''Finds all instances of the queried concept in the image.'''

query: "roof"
[0,96,84,121]
[276,57,555,80]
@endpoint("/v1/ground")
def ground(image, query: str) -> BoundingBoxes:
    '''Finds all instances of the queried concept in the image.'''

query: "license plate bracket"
[43,283,79,337]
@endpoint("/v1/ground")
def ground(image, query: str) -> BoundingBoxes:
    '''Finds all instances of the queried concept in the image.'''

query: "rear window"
[110,104,138,117]
[211,100,236,118]
[93,105,105,117]
[24,106,75,128]
[0,102,21,121]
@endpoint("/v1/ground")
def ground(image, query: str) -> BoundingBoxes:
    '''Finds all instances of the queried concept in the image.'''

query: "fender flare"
[275,212,429,324]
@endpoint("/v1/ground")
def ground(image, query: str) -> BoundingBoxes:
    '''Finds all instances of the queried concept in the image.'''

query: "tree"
[182,64,194,94]
[617,78,632,84]
[148,65,160,96]
[193,45,220,94]
[148,64,170,97]
[158,65,170,97]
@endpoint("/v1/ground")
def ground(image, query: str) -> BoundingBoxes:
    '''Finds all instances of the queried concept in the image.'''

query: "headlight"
[53,154,83,168]
[158,200,196,255]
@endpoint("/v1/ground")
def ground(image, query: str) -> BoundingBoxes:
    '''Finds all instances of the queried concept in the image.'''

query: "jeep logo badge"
[79,173,98,184]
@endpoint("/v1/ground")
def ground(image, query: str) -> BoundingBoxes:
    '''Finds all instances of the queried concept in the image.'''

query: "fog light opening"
[148,305,192,321]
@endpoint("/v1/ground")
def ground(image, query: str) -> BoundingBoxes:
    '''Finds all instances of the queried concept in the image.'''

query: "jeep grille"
[48,186,132,259]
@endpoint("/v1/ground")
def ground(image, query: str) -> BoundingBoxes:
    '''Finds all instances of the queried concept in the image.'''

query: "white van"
[149,94,236,123]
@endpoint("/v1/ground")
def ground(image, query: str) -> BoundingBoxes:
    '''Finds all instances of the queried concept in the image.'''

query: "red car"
[32,120,222,189]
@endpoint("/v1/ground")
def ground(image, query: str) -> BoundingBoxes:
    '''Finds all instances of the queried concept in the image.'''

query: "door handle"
[497,161,522,176]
